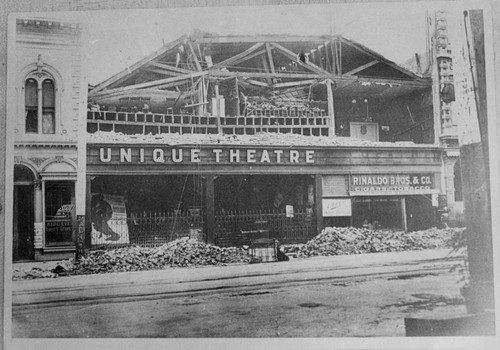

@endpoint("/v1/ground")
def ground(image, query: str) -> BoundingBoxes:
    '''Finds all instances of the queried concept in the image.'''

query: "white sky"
[39,2,465,85]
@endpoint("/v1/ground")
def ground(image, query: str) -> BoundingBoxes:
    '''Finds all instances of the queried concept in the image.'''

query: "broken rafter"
[89,71,208,97]
[246,79,269,87]
[194,34,341,44]
[209,42,265,69]
[344,60,379,76]
[143,67,182,77]
[339,37,426,81]
[265,43,276,74]
[270,42,331,76]
[209,69,430,87]
[187,40,203,71]
[147,62,194,74]
[91,35,187,94]
[261,55,272,85]
[273,79,319,89]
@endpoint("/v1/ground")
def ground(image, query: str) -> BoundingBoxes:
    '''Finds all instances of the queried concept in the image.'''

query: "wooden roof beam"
[147,62,194,74]
[344,60,379,76]
[273,79,319,89]
[246,79,269,88]
[91,35,187,93]
[210,42,265,69]
[265,43,276,74]
[209,70,430,87]
[187,40,202,71]
[89,71,208,97]
[194,34,341,44]
[339,37,426,81]
[270,42,331,76]
[143,67,182,77]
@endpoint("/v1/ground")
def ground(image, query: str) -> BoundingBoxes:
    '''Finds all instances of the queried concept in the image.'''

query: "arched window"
[24,75,56,134]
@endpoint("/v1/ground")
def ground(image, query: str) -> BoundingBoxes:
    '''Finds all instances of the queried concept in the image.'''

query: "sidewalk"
[12,248,463,306]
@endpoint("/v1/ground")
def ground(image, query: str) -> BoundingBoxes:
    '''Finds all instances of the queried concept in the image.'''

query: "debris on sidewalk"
[75,237,251,274]
[12,227,464,280]
[283,227,465,257]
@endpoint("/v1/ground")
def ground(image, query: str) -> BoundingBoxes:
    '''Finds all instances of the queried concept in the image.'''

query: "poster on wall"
[322,198,352,217]
[91,193,130,245]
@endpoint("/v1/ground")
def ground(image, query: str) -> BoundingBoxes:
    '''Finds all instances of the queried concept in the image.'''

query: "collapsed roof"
[89,32,431,105]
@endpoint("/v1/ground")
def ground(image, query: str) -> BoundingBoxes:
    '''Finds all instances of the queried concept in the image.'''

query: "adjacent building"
[11,18,87,261]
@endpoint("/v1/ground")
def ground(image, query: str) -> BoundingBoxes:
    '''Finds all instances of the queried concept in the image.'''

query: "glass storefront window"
[351,197,402,229]
[45,182,74,246]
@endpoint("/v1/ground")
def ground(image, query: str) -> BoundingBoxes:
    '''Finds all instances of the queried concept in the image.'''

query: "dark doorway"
[13,185,35,261]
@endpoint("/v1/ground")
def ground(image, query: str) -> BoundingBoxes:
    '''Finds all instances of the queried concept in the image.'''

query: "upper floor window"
[24,76,56,134]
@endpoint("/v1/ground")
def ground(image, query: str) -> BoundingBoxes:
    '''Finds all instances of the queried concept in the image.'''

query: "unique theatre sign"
[91,146,316,165]
[349,174,437,195]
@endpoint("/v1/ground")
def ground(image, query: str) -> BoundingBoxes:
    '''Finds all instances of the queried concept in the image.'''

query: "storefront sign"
[350,174,437,195]
[286,205,294,218]
[322,198,352,217]
[94,147,315,165]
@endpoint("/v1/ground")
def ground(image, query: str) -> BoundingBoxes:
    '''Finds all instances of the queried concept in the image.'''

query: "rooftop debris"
[87,131,433,148]
[12,227,464,280]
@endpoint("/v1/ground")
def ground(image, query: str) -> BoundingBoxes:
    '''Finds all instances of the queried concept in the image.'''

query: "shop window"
[24,76,56,134]
[45,182,74,247]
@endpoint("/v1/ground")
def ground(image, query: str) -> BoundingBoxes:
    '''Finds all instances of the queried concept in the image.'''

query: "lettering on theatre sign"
[95,147,315,164]
[350,174,436,195]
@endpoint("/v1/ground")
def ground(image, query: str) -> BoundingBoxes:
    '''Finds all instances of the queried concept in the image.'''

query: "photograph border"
[1,0,499,349]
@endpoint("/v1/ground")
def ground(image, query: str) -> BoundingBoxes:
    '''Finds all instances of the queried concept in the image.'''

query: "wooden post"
[214,83,221,134]
[84,175,92,249]
[326,79,335,136]
[234,77,240,117]
[314,175,323,234]
[400,197,408,232]
[204,175,215,244]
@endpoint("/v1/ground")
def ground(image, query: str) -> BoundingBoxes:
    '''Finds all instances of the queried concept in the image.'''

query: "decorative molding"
[55,156,64,163]
[29,157,49,167]
[14,156,22,164]
[70,158,78,165]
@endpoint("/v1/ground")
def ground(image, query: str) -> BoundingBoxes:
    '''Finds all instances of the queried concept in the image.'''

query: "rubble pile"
[284,226,464,257]
[76,237,250,273]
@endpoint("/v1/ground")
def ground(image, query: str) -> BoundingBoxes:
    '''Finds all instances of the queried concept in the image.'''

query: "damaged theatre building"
[85,23,462,250]
[10,13,466,261]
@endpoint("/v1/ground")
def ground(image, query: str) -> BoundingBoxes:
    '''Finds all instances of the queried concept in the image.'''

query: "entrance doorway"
[13,166,35,261]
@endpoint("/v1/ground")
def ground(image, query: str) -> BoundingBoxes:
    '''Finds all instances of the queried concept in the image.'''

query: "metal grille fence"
[91,208,315,249]
[126,211,204,247]
[215,208,316,247]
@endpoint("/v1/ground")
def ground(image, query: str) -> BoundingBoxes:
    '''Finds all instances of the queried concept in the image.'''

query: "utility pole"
[460,9,494,313]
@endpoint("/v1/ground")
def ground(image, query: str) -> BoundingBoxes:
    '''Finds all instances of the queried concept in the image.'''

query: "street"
[11,249,466,337]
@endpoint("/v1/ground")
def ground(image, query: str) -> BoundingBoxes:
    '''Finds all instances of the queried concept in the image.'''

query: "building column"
[401,197,408,232]
[314,175,323,234]
[33,180,43,258]
[84,175,93,250]
[204,175,215,244]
